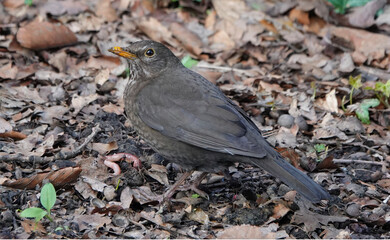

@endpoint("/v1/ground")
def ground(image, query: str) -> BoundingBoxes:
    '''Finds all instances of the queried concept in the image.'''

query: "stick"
[0,124,100,163]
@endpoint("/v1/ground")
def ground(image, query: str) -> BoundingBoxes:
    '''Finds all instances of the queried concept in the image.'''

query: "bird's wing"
[136,69,268,159]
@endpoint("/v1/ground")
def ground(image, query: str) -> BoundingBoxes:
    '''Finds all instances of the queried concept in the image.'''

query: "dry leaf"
[187,208,210,225]
[272,203,291,219]
[71,94,98,115]
[0,63,18,80]
[170,22,203,56]
[289,8,310,25]
[217,223,288,239]
[21,220,46,234]
[144,164,169,186]
[0,117,12,134]
[0,167,82,190]
[137,17,175,44]
[17,21,77,50]
[92,142,118,155]
[73,213,111,231]
[96,0,118,22]
[0,130,27,140]
[321,89,339,113]
[292,202,348,232]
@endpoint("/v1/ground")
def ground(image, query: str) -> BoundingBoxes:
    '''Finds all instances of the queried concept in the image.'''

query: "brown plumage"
[109,40,330,202]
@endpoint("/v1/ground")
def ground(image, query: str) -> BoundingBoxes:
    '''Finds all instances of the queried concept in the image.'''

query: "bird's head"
[109,40,181,80]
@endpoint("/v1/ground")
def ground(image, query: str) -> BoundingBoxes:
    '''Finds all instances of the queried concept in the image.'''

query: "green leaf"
[40,183,56,212]
[355,98,380,124]
[25,0,33,6]
[328,0,348,14]
[349,75,362,89]
[191,194,200,198]
[125,67,130,78]
[346,0,371,8]
[181,55,198,69]
[55,227,64,231]
[314,144,326,153]
[375,80,390,98]
[20,208,47,222]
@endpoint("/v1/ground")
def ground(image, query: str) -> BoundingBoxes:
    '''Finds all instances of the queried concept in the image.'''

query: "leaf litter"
[0,0,390,238]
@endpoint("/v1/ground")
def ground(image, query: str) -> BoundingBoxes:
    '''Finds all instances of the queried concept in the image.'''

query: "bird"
[108,40,330,203]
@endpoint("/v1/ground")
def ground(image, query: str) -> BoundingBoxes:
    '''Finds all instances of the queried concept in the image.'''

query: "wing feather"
[136,68,267,158]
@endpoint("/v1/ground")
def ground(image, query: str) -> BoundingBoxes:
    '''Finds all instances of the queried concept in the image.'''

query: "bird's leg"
[104,153,142,175]
[178,172,209,199]
[163,171,194,201]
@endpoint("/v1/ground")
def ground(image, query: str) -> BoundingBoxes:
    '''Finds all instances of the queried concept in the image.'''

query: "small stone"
[372,206,385,217]
[91,198,106,208]
[366,189,381,198]
[295,115,308,131]
[339,53,355,73]
[277,114,295,128]
[346,203,361,217]
[1,210,13,222]
[103,186,117,201]
[112,214,130,228]
[270,110,281,119]
[338,116,364,134]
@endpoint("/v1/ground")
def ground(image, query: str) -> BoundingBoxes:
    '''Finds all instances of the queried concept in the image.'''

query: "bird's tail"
[249,151,330,202]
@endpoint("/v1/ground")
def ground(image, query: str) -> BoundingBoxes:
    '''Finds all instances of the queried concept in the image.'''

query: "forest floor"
[1,0,390,238]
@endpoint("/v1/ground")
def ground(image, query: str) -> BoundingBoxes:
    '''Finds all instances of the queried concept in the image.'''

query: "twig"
[0,124,100,164]
[383,195,390,204]
[196,61,264,77]
[332,159,386,166]
[312,139,387,159]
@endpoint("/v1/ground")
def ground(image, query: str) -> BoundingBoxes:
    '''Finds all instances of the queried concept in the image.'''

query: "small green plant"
[181,55,198,69]
[20,183,56,223]
[124,67,130,78]
[311,81,317,100]
[348,75,362,105]
[355,98,380,124]
[25,0,33,6]
[366,80,390,108]
[314,144,326,153]
[191,193,200,198]
[327,0,372,14]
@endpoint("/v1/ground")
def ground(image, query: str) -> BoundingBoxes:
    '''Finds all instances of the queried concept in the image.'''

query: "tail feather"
[250,154,330,202]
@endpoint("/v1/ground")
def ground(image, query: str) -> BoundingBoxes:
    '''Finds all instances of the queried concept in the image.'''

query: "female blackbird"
[109,40,330,202]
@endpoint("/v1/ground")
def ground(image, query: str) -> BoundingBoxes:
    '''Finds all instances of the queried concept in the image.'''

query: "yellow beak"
[108,46,137,59]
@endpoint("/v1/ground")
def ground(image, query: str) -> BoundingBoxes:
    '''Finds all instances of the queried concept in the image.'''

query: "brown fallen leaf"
[137,17,175,45]
[217,224,289,239]
[289,8,310,25]
[0,63,18,80]
[322,26,390,63]
[187,208,209,225]
[272,202,291,220]
[96,0,118,22]
[170,22,203,56]
[292,202,348,232]
[276,147,302,170]
[21,220,46,234]
[0,130,27,140]
[17,21,77,50]
[0,167,82,190]
[73,213,111,231]
[316,156,339,170]
[0,117,12,133]
[91,141,118,155]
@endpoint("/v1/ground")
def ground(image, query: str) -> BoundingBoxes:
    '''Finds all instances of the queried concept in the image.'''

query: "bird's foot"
[178,172,209,199]
[103,153,142,175]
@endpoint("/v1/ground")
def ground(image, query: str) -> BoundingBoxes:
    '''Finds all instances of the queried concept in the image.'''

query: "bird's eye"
[145,48,155,57]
